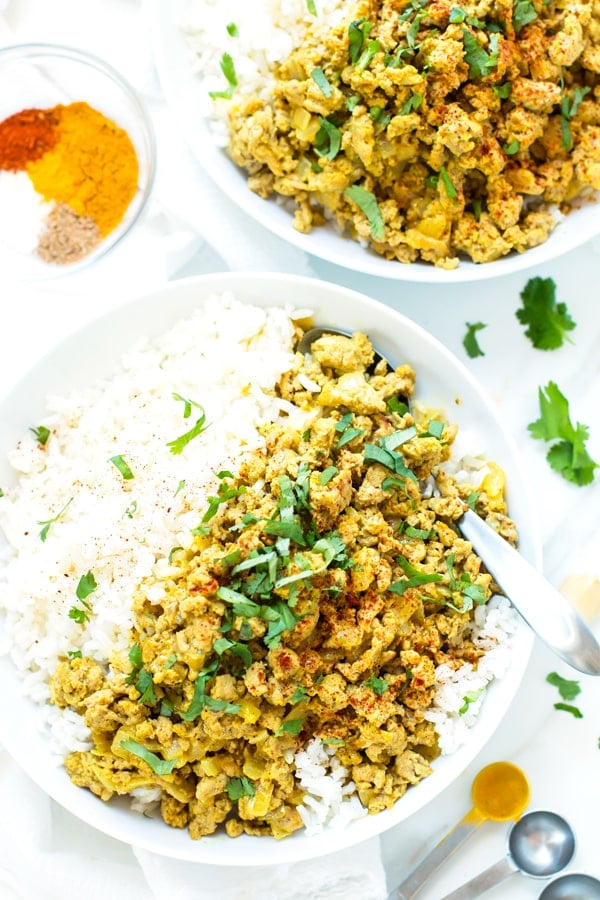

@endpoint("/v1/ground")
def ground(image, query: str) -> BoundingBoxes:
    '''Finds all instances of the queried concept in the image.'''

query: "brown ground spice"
[37,202,101,265]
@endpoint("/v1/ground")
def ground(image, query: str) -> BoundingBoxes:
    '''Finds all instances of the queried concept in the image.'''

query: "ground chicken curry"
[50,330,516,840]
[227,0,600,267]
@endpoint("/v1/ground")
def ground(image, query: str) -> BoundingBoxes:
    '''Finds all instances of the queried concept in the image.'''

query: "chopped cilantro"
[493,82,512,99]
[426,174,439,190]
[387,396,409,416]
[208,52,238,100]
[348,18,374,65]
[167,394,208,454]
[120,738,178,775]
[174,479,186,496]
[400,93,423,115]
[109,455,134,480]
[357,38,381,71]
[422,420,445,439]
[466,490,480,510]
[67,649,82,661]
[404,524,434,539]
[37,497,72,542]
[226,22,239,36]
[226,776,256,801]
[554,702,583,718]
[164,654,177,669]
[213,636,253,668]
[314,116,342,160]
[275,717,306,736]
[528,382,598,485]
[463,321,487,358]
[546,671,581,701]
[513,0,537,32]
[459,689,482,714]
[124,500,138,519]
[68,606,89,625]
[462,27,499,78]
[319,466,339,485]
[291,686,308,703]
[344,184,385,240]
[311,67,333,97]
[76,571,97,602]
[439,166,458,200]
[504,140,520,154]
[363,675,389,695]
[306,0,317,13]
[516,277,576,350]
[560,86,591,151]
[30,425,50,445]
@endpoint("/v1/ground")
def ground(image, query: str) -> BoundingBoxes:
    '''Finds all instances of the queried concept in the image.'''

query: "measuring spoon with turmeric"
[388,761,531,900]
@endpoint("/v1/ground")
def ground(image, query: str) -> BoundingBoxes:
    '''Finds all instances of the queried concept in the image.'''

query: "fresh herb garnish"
[400,93,423,115]
[226,22,239,36]
[344,185,385,240]
[208,52,238,100]
[363,675,389,695]
[528,382,598,485]
[37,496,73,542]
[109,455,134,480]
[67,650,82,661]
[439,166,458,200]
[275,717,306,736]
[493,82,512,99]
[290,686,308,703]
[387,396,409,416]
[76,571,97,601]
[560,86,590,151]
[554,702,583,718]
[120,738,178,775]
[389,554,443,595]
[348,18,374,65]
[124,500,138,519]
[463,321,487,358]
[319,466,339,485]
[306,0,317,14]
[311,67,333,97]
[459,689,482,714]
[226,776,256,801]
[167,393,208,454]
[466,490,480,510]
[462,28,499,78]
[513,0,537,31]
[30,425,50,445]
[504,140,520,154]
[212,635,253,669]
[315,116,342,160]
[546,671,581,701]
[516,277,576,350]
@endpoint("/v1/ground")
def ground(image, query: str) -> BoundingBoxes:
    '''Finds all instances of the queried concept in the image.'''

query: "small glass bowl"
[0,43,156,280]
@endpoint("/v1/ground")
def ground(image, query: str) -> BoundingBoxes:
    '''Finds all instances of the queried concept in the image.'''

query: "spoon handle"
[440,856,517,899]
[459,508,600,675]
[389,810,485,900]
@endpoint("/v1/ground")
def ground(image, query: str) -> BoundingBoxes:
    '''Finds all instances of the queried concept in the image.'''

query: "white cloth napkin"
[0,1,386,898]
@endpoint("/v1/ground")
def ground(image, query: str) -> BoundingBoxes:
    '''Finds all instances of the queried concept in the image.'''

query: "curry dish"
[227,0,600,268]
[50,330,516,839]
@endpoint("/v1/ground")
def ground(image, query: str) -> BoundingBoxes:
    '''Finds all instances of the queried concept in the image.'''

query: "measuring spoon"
[539,873,600,899]
[441,810,575,899]
[388,761,530,900]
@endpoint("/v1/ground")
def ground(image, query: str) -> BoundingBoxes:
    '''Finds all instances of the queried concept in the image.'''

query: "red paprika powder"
[0,106,60,171]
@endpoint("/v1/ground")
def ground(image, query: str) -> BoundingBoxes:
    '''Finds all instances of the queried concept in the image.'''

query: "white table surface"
[1,2,599,898]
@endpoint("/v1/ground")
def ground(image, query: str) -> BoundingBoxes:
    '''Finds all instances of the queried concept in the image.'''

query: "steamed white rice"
[0,293,518,832]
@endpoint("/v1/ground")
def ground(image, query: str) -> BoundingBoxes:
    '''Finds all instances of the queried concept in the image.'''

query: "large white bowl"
[0,273,540,864]
[150,0,600,284]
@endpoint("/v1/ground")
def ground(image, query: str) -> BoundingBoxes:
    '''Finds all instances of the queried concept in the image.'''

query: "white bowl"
[0,273,540,864]
[150,0,600,284]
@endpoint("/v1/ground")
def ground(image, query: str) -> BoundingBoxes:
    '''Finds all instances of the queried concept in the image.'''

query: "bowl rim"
[0,41,157,280]
[0,271,540,864]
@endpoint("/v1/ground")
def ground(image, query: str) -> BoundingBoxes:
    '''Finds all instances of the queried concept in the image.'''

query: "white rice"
[0,293,302,751]
[0,294,519,831]
[180,0,352,145]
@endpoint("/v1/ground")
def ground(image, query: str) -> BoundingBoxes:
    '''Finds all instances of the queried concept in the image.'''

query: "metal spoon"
[298,326,600,675]
[539,873,600,899]
[388,761,530,900]
[441,810,576,899]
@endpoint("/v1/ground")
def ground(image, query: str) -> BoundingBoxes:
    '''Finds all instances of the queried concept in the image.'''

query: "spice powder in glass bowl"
[0,101,139,265]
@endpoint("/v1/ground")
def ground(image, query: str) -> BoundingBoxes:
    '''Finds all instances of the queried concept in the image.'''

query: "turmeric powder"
[27,101,139,237]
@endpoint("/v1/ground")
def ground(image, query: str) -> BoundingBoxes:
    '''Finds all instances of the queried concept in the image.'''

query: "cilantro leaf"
[311,67,333,97]
[463,321,487,358]
[109,455,134,480]
[208,52,238,100]
[363,675,389,695]
[513,0,537,32]
[30,425,50,445]
[344,185,385,240]
[462,28,499,78]
[76,571,97,602]
[120,738,178,775]
[554,702,583,718]
[314,116,342,160]
[546,671,581,701]
[226,776,256,801]
[528,382,598,485]
[516,277,576,350]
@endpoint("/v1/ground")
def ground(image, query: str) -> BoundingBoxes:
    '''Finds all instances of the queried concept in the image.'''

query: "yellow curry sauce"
[227,0,600,268]
[50,330,516,840]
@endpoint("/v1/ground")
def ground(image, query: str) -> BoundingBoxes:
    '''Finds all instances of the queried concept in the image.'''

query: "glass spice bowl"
[0,43,156,280]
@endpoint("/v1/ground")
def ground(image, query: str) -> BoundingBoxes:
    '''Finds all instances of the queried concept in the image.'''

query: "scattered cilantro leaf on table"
[463,321,487,358]
[528,382,598,485]
[546,671,581,701]
[554,702,583,718]
[516,277,576,350]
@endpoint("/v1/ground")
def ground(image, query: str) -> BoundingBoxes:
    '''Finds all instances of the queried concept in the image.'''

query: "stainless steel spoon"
[298,326,600,675]
[441,810,576,899]
[539,873,600,899]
